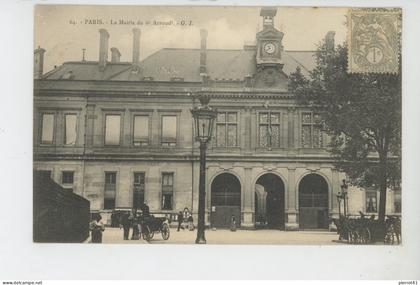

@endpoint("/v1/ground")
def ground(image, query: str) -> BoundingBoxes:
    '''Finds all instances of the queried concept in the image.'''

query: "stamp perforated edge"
[347,8,402,74]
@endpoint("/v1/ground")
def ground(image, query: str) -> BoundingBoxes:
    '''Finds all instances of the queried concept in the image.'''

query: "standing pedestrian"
[177,211,184,231]
[90,214,105,243]
[141,203,150,218]
[131,209,140,240]
[230,215,237,232]
[110,210,116,227]
[188,214,194,231]
[121,211,131,240]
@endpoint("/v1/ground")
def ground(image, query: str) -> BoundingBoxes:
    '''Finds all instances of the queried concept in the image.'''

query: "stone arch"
[297,172,330,230]
[209,171,242,228]
[254,171,286,229]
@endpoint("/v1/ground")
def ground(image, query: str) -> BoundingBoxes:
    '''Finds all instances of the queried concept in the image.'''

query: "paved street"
[88,227,342,245]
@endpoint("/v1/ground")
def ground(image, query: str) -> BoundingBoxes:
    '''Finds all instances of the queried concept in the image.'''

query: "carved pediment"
[257,28,284,40]
[254,67,288,89]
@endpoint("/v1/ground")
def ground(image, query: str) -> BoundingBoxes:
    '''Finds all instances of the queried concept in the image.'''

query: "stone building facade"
[33,8,401,230]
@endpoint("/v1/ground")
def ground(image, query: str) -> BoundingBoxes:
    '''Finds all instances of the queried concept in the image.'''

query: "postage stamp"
[347,8,401,74]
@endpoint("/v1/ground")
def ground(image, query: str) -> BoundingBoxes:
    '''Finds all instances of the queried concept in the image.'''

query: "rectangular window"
[161,173,174,210]
[301,112,323,148]
[105,115,121,145]
[62,171,74,184]
[133,116,149,146]
[259,112,281,148]
[394,189,401,213]
[216,112,237,147]
[64,114,77,145]
[161,116,177,146]
[104,172,117,209]
[41,114,54,144]
[366,191,378,213]
[133,172,145,209]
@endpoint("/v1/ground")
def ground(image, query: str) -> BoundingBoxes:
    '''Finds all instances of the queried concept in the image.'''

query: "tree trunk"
[378,151,388,223]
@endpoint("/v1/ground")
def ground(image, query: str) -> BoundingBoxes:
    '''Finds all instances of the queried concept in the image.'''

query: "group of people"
[89,203,150,243]
[120,203,150,240]
[90,205,203,243]
[177,207,194,231]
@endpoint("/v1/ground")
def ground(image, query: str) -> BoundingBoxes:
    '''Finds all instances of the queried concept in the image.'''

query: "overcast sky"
[35,5,347,73]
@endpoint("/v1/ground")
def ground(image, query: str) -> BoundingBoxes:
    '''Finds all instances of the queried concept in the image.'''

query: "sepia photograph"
[32,5,402,245]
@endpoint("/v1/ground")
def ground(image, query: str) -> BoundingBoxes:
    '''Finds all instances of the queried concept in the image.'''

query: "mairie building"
[33,8,401,230]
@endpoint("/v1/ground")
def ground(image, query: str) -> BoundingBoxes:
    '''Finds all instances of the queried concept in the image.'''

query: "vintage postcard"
[33,5,402,245]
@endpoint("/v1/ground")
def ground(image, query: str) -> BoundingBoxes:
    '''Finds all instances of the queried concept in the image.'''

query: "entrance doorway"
[210,173,241,228]
[255,173,285,229]
[298,174,329,230]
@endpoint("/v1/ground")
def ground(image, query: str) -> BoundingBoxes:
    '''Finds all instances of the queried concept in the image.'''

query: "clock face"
[264,42,276,54]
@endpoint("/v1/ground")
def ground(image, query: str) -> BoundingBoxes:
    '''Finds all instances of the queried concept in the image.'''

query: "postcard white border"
[0,0,419,280]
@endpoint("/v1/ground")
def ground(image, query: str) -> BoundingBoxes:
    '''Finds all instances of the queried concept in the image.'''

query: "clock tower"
[253,7,287,89]
[256,7,284,69]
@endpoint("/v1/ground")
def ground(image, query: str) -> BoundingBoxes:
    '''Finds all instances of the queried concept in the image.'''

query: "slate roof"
[42,48,316,82]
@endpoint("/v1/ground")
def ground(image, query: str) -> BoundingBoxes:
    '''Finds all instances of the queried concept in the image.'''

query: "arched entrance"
[298,174,329,230]
[210,173,241,228]
[255,173,285,229]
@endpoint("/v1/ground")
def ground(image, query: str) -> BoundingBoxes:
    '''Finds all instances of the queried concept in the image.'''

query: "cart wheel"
[142,225,152,242]
[161,223,170,240]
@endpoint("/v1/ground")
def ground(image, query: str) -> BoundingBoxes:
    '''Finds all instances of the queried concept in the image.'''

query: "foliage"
[288,41,401,221]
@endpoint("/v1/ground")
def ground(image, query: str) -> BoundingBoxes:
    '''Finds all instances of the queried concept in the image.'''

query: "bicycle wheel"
[161,223,170,240]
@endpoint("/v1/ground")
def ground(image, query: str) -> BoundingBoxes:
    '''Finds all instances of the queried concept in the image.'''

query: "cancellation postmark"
[347,8,401,74]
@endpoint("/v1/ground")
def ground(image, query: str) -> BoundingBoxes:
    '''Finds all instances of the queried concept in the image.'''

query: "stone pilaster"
[85,104,96,148]
[151,109,159,145]
[285,167,299,230]
[242,167,254,228]
[122,109,130,147]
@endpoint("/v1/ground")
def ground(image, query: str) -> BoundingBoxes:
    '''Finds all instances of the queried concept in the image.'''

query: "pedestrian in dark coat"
[121,211,131,240]
[177,211,184,231]
[110,211,116,227]
[131,209,140,240]
[141,203,150,218]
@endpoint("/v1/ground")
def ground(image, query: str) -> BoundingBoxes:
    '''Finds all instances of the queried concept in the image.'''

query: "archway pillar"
[285,167,299,231]
[242,167,254,229]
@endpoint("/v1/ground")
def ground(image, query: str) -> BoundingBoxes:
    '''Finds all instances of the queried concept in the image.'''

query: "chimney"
[200,29,208,75]
[34,46,46,79]
[110,47,121,63]
[132,28,141,66]
[98,29,109,70]
[325,31,335,51]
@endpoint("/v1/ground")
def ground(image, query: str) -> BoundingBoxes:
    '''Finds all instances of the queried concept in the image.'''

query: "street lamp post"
[191,95,217,244]
[336,192,342,217]
[340,179,348,217]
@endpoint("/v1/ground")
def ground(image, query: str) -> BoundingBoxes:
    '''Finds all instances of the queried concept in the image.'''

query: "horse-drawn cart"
[141,216,170,242]
[333,214,400,245]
